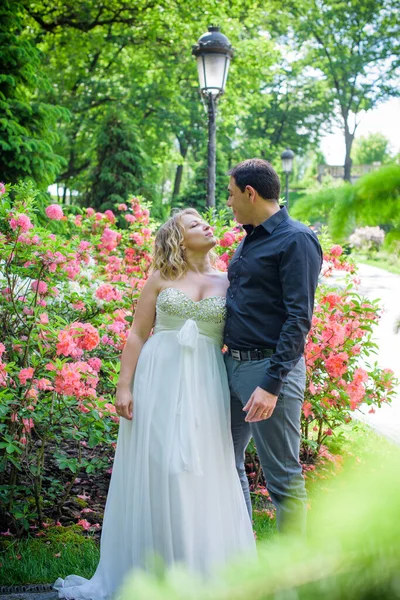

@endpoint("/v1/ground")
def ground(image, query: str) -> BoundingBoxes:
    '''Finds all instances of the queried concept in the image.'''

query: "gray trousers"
[224,354,307,535]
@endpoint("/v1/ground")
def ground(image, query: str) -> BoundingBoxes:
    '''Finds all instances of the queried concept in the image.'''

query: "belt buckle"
[230,349,241,361]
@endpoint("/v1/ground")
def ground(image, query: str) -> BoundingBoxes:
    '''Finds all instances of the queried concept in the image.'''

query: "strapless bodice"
[154,287,226,346]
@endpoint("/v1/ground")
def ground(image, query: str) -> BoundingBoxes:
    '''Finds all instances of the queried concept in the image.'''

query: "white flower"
[69,281,83,295]
[349,226,385,250]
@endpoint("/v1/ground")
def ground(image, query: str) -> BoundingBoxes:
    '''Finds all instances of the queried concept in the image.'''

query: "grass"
[0,526,99,586]
[1,422,398,587]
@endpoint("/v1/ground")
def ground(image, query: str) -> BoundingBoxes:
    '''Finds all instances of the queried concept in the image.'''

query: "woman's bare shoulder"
[211,269,229,293]
[143,270,165,292]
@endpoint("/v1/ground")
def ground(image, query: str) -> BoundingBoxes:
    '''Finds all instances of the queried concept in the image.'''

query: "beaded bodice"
[154,287,226,345]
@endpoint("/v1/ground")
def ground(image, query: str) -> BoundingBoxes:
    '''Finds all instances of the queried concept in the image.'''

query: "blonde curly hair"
[152,208,213,280]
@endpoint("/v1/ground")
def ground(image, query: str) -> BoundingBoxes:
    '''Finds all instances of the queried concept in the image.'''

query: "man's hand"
[243,387,278,422]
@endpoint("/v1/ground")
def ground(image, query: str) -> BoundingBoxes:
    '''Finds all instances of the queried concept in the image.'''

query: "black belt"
[227,347,275,361]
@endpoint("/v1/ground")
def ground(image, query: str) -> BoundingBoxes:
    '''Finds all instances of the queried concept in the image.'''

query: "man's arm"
[261,230,322,396]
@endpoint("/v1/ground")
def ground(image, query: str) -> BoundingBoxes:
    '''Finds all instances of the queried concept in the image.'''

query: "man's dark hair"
[228,158,280,201]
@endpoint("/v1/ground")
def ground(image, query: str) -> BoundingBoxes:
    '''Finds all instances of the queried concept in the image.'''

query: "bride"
[54,208,256,599]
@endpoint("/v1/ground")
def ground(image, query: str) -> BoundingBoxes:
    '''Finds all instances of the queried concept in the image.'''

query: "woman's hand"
[115,385,134,420]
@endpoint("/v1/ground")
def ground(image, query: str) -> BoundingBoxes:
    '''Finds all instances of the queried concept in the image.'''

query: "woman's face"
[180,213,216,253]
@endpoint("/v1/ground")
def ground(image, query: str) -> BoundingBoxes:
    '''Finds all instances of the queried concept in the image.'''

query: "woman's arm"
[115,272,162,420]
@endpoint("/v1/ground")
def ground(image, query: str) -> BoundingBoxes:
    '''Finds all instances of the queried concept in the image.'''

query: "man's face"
[227,176,253,225]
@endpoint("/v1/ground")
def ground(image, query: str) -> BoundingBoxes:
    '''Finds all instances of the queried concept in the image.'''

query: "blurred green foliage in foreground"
[119,447,400,600]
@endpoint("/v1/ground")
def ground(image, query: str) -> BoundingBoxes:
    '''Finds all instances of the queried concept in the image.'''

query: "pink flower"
[322,293,342,309]
[0,182,5,194]
[77,519,91,531]
[22,417,34,433]
[124,214,136,224]
[54,361,98,398]
[79,241,91,251]
[78,324,100,351]
[39,313,49,324]
[9,214,34,232]
[330,245,343,257]
[72,301,85,311]
[219,232,236,247]
[1,530,14,537]
[19,368,34,385]
[130,232,144,246]
[65,260,81,280]
[302,401,313,418]
[100,228,121,252]
[31,280,48,295]
[104,210,116,223]
[215,258,227,272]
[87,357,102,372]
[117,203,127,211]
[86,208,95,217]
[325,352,349,379]
[95,284,122,302]
[56,331,81,358]
[0,343,5,357]
[45,204,64,220]
[36,378,54,391]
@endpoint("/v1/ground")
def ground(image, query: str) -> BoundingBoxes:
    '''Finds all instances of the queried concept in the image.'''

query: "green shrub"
[292,165,400,243]
[352,164,400,228]
[382,229,400,253]
[291,185,353,227]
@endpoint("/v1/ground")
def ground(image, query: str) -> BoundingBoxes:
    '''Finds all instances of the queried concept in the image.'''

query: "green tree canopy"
[280,0,400,181]
[85,110,148,212]
[0,0,66,188]
[351,133,393,165]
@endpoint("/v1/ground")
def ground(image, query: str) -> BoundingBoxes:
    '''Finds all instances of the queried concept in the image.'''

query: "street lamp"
[192,26,233,208]
[281,147,295,211]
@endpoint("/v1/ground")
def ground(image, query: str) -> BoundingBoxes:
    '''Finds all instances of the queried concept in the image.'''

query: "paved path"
[0,594,57,600]
[339,263,400,444]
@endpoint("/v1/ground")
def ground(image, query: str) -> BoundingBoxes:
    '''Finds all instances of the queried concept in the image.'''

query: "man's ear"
[245,185,257,203]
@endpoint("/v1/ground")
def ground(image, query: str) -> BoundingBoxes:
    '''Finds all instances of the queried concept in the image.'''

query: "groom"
[224,158,322,535]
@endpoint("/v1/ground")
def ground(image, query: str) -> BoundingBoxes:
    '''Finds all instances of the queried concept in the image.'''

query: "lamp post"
[281,147,294,212]
[192,26,233,208]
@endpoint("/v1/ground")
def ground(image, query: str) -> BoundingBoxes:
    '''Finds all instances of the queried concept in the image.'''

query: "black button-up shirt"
[224,206,322,396]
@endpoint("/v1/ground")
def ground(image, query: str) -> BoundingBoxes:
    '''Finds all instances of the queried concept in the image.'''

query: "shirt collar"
[243,206,289,236]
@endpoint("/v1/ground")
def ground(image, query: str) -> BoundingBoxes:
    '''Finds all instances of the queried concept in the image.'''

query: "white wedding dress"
[54,288,256,599]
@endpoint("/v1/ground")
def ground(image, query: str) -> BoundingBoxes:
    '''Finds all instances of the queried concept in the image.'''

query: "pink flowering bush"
[302,233,398,459]
[0,182,153,534]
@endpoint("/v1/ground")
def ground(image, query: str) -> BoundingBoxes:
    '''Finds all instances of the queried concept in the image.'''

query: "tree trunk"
[172,164,184,200]
[172,137,188,200]
[343,119,355,182]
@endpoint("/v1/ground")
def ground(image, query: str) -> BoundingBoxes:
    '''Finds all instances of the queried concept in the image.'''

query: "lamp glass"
[282,157,293,173]
[196,54,230,96]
